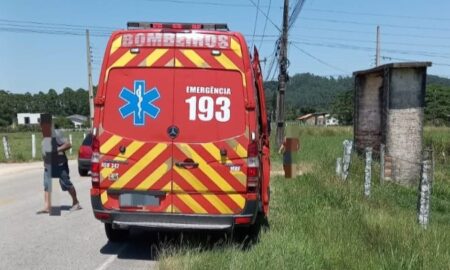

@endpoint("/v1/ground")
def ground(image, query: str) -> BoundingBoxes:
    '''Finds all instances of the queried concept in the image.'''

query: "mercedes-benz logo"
[167,125,179,139]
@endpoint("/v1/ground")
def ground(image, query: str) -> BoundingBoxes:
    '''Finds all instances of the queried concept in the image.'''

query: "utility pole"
[375,25,381,66]
[86,29,94,127]
[275,0,289,147]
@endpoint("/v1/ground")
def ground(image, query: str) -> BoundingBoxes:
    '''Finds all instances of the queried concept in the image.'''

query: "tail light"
[247,141,260,193]
[91,135,100,188]
[78,146,91,159]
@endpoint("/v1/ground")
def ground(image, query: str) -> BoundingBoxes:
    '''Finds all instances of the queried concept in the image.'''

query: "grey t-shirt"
[42,129,68,165]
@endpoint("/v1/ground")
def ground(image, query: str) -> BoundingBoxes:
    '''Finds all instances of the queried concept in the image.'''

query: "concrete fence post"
[32,134,36,159]
[69,134,73,155]
[364,147,372,197]
[336,157,342,177]
[418,149,433,228]
[380,144,385,184]
[2,136,11,159]
[341,140,353,181]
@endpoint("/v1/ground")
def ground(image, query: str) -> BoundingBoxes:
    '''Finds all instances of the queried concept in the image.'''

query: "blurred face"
[41,122,52,137]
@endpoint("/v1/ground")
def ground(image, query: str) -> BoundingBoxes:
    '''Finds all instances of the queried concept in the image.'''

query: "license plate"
[119,193,160,207]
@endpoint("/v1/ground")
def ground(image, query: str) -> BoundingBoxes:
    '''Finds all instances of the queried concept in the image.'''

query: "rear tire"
[104,223,129,242]
[78,168,88,177]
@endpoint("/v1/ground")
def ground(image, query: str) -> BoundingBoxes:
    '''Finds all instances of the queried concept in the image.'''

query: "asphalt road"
[0,160,158,270]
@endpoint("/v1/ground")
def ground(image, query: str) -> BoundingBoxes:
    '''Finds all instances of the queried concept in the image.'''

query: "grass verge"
[159,126,450,269]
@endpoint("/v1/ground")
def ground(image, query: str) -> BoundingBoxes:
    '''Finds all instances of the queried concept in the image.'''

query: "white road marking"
[94,244,128,270]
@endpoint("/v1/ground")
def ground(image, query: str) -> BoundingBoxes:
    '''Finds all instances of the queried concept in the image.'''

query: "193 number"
[185,96,230,122]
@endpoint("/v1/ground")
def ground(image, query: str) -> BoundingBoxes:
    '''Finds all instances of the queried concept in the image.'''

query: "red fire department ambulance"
[90,22,270,241]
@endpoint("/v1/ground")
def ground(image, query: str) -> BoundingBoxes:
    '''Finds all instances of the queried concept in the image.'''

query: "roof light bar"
[127,22,229,31]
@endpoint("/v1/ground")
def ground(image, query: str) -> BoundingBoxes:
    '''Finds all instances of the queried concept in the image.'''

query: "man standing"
[37,114,81,214]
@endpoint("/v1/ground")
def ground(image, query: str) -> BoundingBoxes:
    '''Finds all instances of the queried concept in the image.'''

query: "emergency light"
[127,22,229,31]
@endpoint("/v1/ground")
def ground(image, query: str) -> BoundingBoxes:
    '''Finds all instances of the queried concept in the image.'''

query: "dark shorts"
[43,163,73,192]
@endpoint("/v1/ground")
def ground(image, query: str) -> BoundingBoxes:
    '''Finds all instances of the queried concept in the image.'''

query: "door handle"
[175,161,199,169]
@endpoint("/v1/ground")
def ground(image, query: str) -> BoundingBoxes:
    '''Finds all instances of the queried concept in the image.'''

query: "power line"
[144,0,273,8]
[297,34,450,49]
[299,17,450,32]
[288,0,306,30]
[296,25,450,41]
[248,0,281,32]
[304,8,450,22]
[382,55,450,67]
[0,18,117,31]
[258,0,272,51]
[250,0,260,49]
[291,43,348,73]
[293,40,450,59]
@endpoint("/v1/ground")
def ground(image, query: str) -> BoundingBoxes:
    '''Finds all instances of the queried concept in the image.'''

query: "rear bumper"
[91,194,259,230]
[78,158,91,170]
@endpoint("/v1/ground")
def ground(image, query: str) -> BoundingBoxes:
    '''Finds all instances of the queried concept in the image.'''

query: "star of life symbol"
[119,80,161,125]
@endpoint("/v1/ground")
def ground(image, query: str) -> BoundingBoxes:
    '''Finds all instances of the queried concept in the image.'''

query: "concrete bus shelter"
[353,62,431,186]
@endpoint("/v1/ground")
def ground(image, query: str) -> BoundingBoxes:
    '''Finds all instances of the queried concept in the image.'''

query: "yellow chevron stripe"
[101,141,144,178]
[228,194,246,209]
[164,204,172,213]
[214,53,246,87]
[202,143,230,163]
[162,182,172,192]
[109,143,168,189]
[172,205,181,213]
[101,191,108,205]
[173,183,208,214]
[176,144,235,193]
[203,194,233,214]
[100,135,122,154]
[135,159,171,190]
[230,37,242,58]
[110,36,123,55]
[104,51,137,82]
[145,49,168,66]
[173,166,208,192]
[235,142,247,158]
[180,49,211,68]
[231,171,246,185]
[215,53,239,71]
[202,143,246,185]
[174,58,183,67]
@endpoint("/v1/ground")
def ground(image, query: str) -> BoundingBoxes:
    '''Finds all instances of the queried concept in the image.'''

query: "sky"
[1,0,450,93]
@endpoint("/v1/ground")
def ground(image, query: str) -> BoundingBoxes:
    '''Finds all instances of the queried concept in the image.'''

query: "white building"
[17,113,41,125]
[67,114,88,128]
[326,115,340,126]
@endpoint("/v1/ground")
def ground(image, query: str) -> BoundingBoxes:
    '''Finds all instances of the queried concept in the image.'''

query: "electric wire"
[304,8,450,22]
[250,0,260,50]
[248,0,281,32]
[258,0,272,51]
[291,43,348,73]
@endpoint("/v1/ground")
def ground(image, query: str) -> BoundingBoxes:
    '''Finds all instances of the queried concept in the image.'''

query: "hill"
[264,73,450,120]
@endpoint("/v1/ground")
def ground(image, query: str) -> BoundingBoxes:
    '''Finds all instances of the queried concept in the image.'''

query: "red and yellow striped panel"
[170,136,248,215]
[97,131,249,215]
[97,131,172,212]
[104,34,245,86]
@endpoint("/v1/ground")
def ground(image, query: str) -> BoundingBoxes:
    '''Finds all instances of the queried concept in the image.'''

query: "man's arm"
[57,141,71,152]
[54,129,71,152]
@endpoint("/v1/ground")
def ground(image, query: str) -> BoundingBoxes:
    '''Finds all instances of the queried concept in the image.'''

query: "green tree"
[425,85,450,126]
[331,90,353,125]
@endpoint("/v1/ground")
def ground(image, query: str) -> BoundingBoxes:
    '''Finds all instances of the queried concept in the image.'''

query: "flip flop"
[36,209,50,214]
[70,203,82,212]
